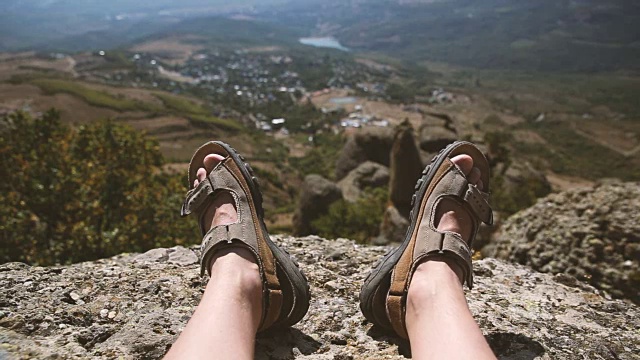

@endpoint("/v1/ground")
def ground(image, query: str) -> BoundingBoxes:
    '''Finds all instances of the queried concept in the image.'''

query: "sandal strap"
[386,158,491,338]
[182,157,284,330]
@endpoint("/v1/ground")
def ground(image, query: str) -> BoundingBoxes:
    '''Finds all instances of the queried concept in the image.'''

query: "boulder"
[419,126,457,153]
[376,205,409,244]
[389,121,423,217]
[1,236,638,359]
[486,180,640,304]
[337,161,389,203]
[335,127,394,180]
[292,175,342,236]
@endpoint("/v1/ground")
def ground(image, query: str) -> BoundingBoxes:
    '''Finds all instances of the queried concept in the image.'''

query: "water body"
[299,37,350,52]
[329,97,358,104]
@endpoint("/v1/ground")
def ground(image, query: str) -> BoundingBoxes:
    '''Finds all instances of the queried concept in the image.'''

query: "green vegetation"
[154,92,244,131]
[154,92,205,114]
[0,111,198,265]
[516,121,640,181]
[484,130,551,216]
[26,77,159,112]
[312,187,388,243]
[290,132,344,180]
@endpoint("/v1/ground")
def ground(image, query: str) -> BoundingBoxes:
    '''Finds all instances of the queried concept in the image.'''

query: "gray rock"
[378,205,409,244]
[486,180,640,304]
[419,126,457,152]
[337,161,389,202]
[292,175,343,236]
[134,248,169,263]
[335,127,394,180]
[167,247,198,266]
[1,238,638,359]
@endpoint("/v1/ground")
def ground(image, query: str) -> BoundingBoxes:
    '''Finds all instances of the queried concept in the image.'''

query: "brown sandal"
[359,141,493,338]
[181,141,310,331]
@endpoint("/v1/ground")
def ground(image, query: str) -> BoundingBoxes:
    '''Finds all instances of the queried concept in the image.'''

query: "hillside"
[267,0,640,72]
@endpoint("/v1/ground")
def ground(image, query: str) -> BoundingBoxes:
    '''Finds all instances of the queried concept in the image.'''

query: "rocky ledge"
[1,236,638,360]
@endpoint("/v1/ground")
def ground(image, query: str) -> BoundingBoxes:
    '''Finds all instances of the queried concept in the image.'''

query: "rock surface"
[337,161,389,203]
[292,175,343,236]
[486,180,640,304]
[1,236,639,359]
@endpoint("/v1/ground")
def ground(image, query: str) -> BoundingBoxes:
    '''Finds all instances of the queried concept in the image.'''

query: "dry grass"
[130,36,205,66]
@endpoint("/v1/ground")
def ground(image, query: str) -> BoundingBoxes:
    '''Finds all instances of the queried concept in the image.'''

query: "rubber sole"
[358,141,476,329]
[210,141,311,329]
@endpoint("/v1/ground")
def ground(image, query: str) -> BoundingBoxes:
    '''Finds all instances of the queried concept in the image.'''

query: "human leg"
[359,142,496,359]
[405,156,495,359]
[166,143,310,359]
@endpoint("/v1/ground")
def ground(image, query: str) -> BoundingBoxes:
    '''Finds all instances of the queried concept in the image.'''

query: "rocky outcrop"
[335,127,394,180]
[292,175,342,236]
[337,161,389,203]
[419,112,458,153]
[1,237,638,359]
[486,180,640,304]
[388,121,423,218]
[377,205,409,245]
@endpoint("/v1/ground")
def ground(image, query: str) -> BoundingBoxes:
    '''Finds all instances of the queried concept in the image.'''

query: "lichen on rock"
[486,180,640,304]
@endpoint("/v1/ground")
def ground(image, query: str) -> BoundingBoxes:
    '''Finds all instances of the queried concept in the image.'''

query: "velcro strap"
[420,231,474,289]
[181,180,214,217]
[199,224,246,276]
[463,184,493,225]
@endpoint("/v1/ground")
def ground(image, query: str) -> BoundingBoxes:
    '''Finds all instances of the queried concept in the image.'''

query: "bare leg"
[405,155,496,360]
[165,156,263,360]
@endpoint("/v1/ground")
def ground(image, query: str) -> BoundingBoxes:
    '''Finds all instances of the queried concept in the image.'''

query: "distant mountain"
[1,0,638,73]
[266,0,640,72]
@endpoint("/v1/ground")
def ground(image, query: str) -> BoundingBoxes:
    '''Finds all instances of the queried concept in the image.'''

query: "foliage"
[0,111,198,265]
[484,131,550,216]
[312,187,388,243]
[29,78,159,112]
[290,132,344,180]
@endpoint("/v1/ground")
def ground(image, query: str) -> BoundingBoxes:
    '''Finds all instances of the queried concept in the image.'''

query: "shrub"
[0,110,198,265]
[312,187,387,243]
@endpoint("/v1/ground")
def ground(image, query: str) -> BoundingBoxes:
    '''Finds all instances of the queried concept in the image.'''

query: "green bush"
[0,110,198,265]
[312,187,388,243]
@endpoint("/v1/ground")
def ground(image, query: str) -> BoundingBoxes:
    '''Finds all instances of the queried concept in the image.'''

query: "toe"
[203,154,226,172]
[477,179,484,191]
[195,167,207,189]
[450,154,473,176]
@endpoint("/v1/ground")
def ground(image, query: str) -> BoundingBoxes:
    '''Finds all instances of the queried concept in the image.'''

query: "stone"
[0,238,638,359]
[419,125,457,152]
[335,127,394,180]
[134,248,169,263]
[167,247,198,266]
[337,161,389,202]
[388,120,423,217]
[486,180,640,304]
[292,175,343,236]
[377,205,409,244]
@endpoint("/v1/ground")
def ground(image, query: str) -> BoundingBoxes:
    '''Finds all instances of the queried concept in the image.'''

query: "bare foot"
[193,153,258,277]
[418,154,484,283]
